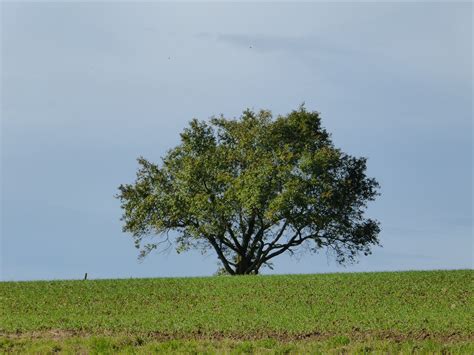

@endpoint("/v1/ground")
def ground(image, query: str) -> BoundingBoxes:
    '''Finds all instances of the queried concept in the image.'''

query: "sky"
[1,2,472,281]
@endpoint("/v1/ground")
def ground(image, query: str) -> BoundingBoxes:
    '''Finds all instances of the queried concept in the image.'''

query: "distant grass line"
[1,270,472,343]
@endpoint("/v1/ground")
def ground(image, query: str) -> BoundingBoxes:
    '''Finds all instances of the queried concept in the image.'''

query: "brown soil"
[1,329,472,343]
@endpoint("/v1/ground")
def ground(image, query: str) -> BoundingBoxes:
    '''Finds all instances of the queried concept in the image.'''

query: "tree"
[117,105,380,275]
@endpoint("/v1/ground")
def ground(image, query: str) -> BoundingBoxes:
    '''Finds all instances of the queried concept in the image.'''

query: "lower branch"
[208,237,236,275]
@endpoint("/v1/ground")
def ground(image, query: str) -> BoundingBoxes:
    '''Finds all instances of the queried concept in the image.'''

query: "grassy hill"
[1,270,472,353]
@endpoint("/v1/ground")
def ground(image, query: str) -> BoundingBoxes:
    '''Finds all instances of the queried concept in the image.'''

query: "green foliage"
[117,105,380,274]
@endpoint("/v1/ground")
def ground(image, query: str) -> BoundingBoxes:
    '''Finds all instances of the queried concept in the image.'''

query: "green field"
[1,270,472,353]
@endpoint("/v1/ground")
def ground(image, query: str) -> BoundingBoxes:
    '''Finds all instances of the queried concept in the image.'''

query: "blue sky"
[1,2,472,281]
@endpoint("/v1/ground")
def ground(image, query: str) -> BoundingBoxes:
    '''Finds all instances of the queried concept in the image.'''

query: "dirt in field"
[1,329,471,343]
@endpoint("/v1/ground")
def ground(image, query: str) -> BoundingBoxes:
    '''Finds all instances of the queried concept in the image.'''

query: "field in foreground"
[1,270,472,353]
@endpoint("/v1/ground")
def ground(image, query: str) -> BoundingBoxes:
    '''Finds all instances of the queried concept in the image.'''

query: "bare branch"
[227,224,243,252]
[208,237,236,275]
[263,221,289,250]
[263,231,317,263]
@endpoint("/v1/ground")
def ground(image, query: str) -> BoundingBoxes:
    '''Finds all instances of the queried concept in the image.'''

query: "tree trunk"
[235,257,249,275]
[235,255,260,275]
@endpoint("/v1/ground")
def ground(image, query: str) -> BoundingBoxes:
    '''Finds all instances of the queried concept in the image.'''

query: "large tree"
[117,106,380,275]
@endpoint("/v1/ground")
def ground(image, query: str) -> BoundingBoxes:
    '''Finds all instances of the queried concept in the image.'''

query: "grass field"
[1,270,472,353]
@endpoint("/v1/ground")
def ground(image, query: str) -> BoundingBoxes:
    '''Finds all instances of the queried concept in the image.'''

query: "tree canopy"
[117,106,380,275]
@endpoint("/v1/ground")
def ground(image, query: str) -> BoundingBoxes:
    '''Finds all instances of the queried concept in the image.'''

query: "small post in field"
[84,273,88,280]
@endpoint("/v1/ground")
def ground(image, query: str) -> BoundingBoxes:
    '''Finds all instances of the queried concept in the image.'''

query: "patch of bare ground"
[1,329,472,343]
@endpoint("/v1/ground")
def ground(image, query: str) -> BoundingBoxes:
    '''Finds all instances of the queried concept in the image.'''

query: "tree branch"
[262,231,317,262]
[208,237,236,275]
[247,225,266,259]
[242,211,256,252]
[245,240,265,273]
[218,234,241,253]
[263,221,289,250]
[227,224,243,253]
